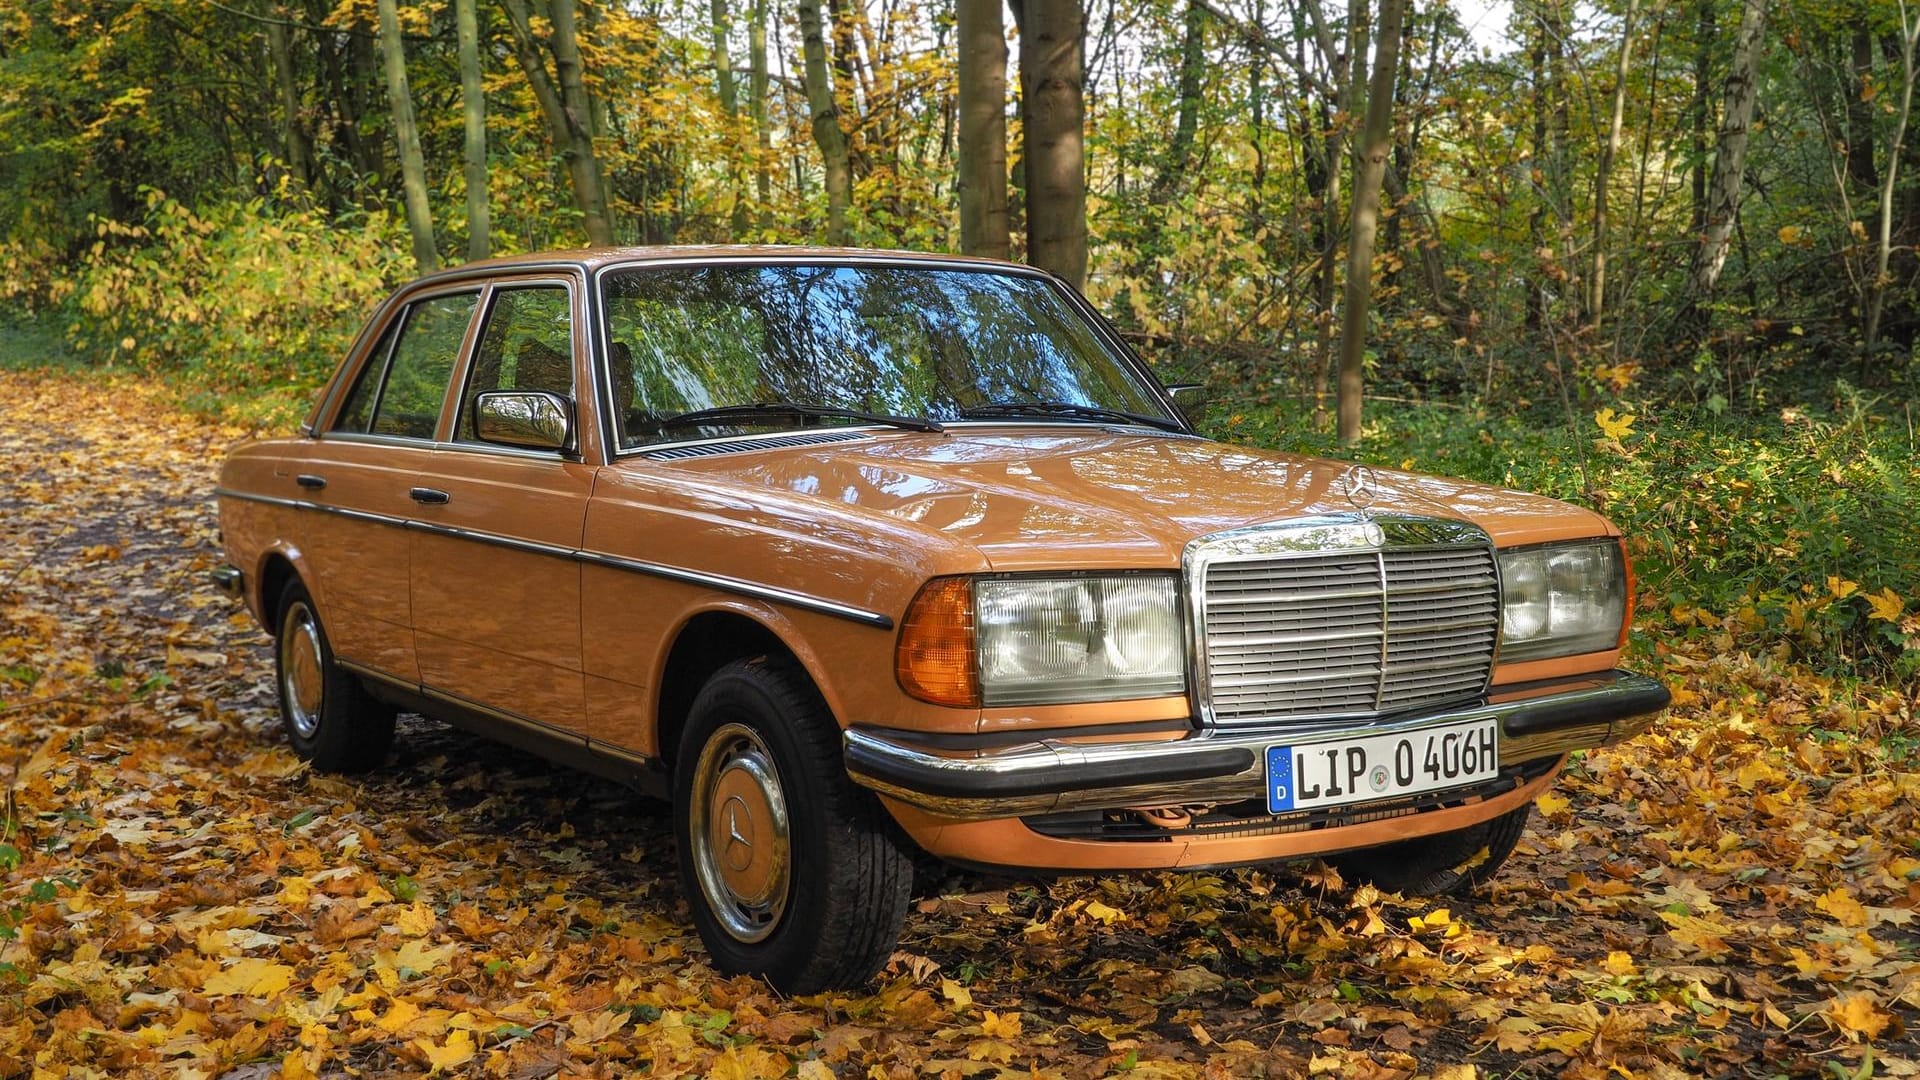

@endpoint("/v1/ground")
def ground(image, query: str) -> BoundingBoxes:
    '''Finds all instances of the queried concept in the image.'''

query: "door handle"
[294,474,327,490]
[409,487,451,505]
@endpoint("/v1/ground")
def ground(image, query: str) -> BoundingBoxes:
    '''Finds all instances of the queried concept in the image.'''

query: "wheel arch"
[252,544,311,634]
[652,605,838,776]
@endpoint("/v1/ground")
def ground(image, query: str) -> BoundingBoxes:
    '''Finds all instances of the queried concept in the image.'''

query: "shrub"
[65,190,410,422]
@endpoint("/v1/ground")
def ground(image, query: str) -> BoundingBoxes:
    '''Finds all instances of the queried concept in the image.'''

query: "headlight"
[897,574,1186,707]
[1497,539,1629,661]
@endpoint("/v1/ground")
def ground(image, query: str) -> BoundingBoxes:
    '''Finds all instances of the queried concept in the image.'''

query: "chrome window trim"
[588,255,1190,459]
[1181,514,1501,730]
[212,487,893,629]
[450,276,582,457]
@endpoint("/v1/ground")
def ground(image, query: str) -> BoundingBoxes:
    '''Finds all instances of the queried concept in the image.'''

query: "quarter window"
[457,285,574,442]
[367,293,479,440]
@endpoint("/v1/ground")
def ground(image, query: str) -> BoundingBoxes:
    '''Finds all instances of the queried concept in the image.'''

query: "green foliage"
[1208,386,1920,678]
[62,191,410,422]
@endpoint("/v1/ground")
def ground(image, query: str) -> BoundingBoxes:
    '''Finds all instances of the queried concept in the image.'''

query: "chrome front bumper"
[845,670,1670,821]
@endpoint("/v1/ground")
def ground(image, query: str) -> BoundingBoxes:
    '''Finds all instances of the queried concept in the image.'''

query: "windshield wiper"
[650,401,944,434]
[958,401,1186,433]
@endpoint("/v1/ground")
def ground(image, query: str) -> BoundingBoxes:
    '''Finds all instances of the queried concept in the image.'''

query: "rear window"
[333,292,478,439]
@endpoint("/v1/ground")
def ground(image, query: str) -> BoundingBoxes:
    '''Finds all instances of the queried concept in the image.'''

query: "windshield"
[599,262,1176,449]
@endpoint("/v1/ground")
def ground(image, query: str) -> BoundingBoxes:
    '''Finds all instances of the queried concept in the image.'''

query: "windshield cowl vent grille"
[641,429,874,461]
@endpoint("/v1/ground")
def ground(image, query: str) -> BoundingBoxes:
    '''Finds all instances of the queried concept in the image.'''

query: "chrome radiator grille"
[1195,532,1499,727]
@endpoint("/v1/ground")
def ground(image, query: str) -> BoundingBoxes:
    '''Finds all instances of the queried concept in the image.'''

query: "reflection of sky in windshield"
[601,264,1171,446]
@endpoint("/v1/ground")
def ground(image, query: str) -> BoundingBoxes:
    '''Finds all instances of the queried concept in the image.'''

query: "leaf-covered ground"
[2,369,1918,1080]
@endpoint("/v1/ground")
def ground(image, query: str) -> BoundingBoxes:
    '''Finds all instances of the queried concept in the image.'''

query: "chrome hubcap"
[689,723,790,943]
[280,602,324,739]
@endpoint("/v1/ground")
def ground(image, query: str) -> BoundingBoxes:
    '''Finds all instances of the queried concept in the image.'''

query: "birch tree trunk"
[957,0,1009,259]
[1336,0,1407,446]
[1021,0,1088,288]
[798,0,852,243]
[501,0,616,246]
[1588,0,1638,328]
[375,0,437,271]
[454,0,490,261]
[1689,0,1768,299]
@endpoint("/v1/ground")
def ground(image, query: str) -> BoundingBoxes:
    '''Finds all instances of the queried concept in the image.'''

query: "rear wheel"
[1328,804,1531,896]
[673,657,912,993]
[274,581,395,773]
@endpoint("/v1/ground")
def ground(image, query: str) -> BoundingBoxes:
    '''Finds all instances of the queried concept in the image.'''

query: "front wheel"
[1328,803,1532,896]
[673,658,912,993]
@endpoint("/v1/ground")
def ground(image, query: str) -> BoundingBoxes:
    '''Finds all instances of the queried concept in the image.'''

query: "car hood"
[621,427,1614,570]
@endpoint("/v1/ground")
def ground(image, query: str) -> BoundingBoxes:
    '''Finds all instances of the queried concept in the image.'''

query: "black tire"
[273,580,396,774]
[673,657,912,993]
[1328,804,1531,896]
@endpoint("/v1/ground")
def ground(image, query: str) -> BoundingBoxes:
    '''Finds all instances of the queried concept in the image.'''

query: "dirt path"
[0,368,1915,1078]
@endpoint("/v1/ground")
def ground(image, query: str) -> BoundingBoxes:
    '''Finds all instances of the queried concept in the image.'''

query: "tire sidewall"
[672,662,845,986]
[275,582,333,759]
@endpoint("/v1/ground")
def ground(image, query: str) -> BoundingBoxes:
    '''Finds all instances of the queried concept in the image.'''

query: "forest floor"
[1,367,1918,1079]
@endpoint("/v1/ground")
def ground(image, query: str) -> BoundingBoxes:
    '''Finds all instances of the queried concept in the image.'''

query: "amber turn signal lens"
[896,577,979,707]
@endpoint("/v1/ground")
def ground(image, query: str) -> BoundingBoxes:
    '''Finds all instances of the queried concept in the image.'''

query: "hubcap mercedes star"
[280,603,325,739]
[689,723,791,943]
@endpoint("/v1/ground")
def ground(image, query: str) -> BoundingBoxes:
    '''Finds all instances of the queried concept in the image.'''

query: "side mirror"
[475,390,573,451]
[1165,383,1211,428]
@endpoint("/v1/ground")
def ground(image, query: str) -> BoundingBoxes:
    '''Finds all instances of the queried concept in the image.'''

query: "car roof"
[411,245,1032,287]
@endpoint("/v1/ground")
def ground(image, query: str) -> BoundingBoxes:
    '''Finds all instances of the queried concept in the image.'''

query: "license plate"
[1266,718,1500,814]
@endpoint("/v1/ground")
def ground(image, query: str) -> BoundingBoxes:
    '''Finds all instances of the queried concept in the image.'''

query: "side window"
[332,317,402,434]
[368,293,478,440]
[457,285,575,442]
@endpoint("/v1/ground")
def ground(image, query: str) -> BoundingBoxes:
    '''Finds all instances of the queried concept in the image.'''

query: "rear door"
[299,289,481,682]
[409,278,595,731]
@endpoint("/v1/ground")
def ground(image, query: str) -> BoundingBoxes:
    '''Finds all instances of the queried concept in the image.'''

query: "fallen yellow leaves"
[2,370,1918,1077]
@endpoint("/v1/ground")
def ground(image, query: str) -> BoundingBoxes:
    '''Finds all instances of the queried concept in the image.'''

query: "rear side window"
[332,318,401,434]
[457,285,574,442]
[367,293,479,440]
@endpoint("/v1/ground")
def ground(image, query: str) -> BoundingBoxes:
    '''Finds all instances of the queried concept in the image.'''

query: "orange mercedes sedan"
[212,248,1669,992]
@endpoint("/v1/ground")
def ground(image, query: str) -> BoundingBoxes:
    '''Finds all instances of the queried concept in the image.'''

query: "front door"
[410,280,593,731]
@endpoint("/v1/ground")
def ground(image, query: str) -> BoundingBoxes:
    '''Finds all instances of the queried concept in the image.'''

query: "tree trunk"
[1690,0,1714,234]
[750,0,772,221]
[957,0,1009,259]
[455,0,490,261]
[1151,0,1207,202]
[1336,0,1407,446]
[1020,0,1087,288]
[375,0,437,271]
[713,0,748,235]
[265,11,314,192]
[1689,0,1769,300]
[1588,0,1639,327]
[1850,29,1880,192]
[797,0,852,243]
[1864,5,1920,350]
[1316,0,1366,428]
[501,0,616,246]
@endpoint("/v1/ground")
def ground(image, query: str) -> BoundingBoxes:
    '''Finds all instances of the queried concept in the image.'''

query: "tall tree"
[1689,0,1770,300]
[1018,0,1088,288]
[712,0,749,235]
[749,0,773,219]
[957,0,1009,259]
[502,0,616,246]
[1588,0,1640,327]
[1864,0,1920,350]
[798,0,852,242]
[375,0,437,271]
[1336,0,1409,445]
[454,0,489,261]
[264,12,314,193]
